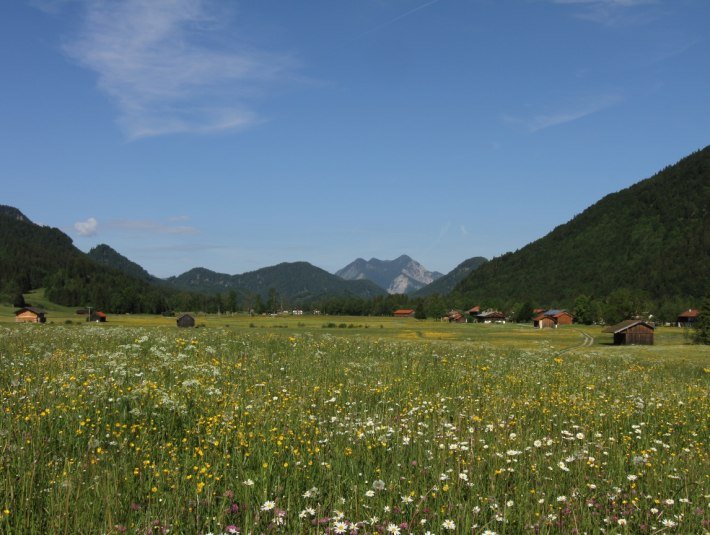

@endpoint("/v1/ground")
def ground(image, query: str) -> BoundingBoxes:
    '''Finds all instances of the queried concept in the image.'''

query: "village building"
[533,309,574,329]
[15,307,46,323]
[444,310,467,323]
[474,310,506,323]
[467,306,480,315]
[603,319,654,345]
[677,309,699,327]
[393,309,416,318]
[90,311,107,322]
[176,313,196,328]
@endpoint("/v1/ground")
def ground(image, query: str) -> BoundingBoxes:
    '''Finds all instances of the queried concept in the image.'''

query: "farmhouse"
[90,311,107,322]
[176,313,196,328]
[474,310,506,323]
[602,320,654,345]
[467,306,480,315]
[15,307,46,323]
[533,309,574,329]
[393,309,415,318]
[444,310,467,323]
[677,309,699,327]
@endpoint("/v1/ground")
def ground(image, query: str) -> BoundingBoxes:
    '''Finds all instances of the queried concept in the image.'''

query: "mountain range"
[2,145,707,314]
[336,255,443,294]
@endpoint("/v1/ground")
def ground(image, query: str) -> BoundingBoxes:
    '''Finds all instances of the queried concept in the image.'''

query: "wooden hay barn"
[533,309,574,329]
[176,314,196,328]
[90,311,107,322]
[676,309,699,327]
[603,320,654,345]
[474,310,506,323]
[15,307,46,323]
[393,309,415,318]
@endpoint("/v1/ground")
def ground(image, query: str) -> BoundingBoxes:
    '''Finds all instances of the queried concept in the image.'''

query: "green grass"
[0,321,707,534]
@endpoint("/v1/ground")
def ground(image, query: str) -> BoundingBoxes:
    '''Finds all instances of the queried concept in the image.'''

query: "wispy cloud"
[503,93,622,132]
[108,219,198,235]
[74,217,99,236]
[355,0,441,39]
[61,0,294,139]
[550,0,659,25]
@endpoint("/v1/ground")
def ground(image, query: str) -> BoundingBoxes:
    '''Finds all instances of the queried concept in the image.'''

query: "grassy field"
[0,307,707,533]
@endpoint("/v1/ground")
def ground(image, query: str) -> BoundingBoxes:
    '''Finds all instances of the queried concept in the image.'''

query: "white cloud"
[503,93,622,132]
[549,0,659,25]
[74,217,99,236]
[62,0,294,139]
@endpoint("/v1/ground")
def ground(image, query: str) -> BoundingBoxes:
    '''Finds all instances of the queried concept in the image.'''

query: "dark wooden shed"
[603,320,654,345]
[176,314,196,328]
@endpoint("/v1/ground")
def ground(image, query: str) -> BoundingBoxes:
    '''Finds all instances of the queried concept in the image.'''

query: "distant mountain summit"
[336,254,443,294]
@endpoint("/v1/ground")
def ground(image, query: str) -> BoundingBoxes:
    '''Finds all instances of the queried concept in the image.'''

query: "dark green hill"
[453,146,710,307]
[165,262,387,306]
[414,256,488,297]
[0,210,171,313]
[88,244,157,283]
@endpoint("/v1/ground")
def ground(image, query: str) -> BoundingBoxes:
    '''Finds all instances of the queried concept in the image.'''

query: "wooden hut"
[393,309,415,318]
[90,311,107,322]
[602,320,654,345]
[474,310,506,323]
[15,307,46,323]
[176,313,196,328]
[676,309,699,327]
[533,309,574,329]
[444,310,467,323]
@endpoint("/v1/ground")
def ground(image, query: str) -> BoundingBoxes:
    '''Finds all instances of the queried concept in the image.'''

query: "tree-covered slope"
[88,244,157,283]
[414,256,488,297]
[0,210,171,312]
[453,146,710,306]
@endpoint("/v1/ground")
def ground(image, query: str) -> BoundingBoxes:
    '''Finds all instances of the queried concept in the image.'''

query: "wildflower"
[386,523,401,534]
[661,519,677,527]
[617,518,627,526]
[365,490,375,497]
[627,475,638,481]
[401,495,413,503]
[459,472,469,481]
[372,479,386,490]
[333,520,349,533]
[557,496,567,503]
[261,500,275,511]
[533,439,542,448]
[243,479,254,486]
[506,500,514,507]
[664,499,675,505]
[226,526,239,534]
[442,519,456,530]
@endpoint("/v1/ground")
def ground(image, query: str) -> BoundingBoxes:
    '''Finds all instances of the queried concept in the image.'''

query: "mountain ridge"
[336,254,443,294]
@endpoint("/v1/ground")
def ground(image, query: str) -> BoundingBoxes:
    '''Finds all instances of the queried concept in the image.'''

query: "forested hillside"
[453,146,710,310]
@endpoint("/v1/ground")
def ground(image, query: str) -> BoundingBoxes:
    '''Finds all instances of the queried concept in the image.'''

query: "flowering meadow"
[0,325,707,534]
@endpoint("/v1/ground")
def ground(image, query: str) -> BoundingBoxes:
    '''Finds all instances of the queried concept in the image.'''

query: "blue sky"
[1,0,708,278]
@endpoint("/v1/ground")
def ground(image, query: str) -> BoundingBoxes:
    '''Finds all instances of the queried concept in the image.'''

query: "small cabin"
[90,311,107,322]
[533,309,574,329]
[444,310,467,323]
[176,313,196,328]
[603,320,654,345]
[474,310,506,323]
[677,309,699,328]
[393,309,416,318]
[467,306,480,315]
[15,307,46,323]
